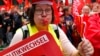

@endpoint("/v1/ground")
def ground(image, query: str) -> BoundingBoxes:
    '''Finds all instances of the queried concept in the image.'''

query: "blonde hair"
[81,5,91,14]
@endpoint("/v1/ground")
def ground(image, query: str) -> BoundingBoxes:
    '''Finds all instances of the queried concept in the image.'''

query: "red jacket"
[84,14,100,56]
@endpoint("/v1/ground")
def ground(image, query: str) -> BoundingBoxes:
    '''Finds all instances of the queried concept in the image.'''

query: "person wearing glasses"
[9,0,94,56]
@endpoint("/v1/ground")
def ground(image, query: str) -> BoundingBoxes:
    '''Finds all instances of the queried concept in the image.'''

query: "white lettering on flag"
[4,34,49,56]
[73,0,80,16]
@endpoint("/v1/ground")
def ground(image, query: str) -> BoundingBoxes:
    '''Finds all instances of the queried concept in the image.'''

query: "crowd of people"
[0,0,100,56]
[0,5,29,47]
[57,1,100,56]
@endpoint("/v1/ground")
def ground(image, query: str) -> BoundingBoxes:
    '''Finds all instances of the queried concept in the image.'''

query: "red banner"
[73,0,85,37]
[24,0,30,8]
[0,31,63,56]
[3,0,12,11]
[73,0,85,16]
[17,0,23,4]
[53,1,60,24]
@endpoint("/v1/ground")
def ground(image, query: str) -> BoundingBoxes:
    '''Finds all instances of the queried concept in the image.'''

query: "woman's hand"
[78,38,94,56]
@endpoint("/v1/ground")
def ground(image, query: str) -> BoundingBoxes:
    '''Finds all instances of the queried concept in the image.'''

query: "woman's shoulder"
[15,25,28,34]
[50,24,58,29]
[50,24,62,30]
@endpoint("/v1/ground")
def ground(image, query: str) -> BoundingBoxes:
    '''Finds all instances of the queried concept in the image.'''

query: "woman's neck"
[35,25,48,31]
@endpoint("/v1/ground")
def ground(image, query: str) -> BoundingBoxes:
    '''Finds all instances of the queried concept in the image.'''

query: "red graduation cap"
[32,0,53,5]
[32,0,60,24]
[97,0,100,3]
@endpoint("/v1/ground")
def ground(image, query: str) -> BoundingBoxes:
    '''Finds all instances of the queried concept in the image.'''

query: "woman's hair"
[28,4,55,26]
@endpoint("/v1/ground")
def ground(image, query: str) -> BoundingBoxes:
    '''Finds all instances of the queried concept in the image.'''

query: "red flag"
[3,0,12,11]
[24,0,30,8]
[65,0,69,6]
[73,0,85,16]
[82,14,90,37]
[52,1,60,24]
[3,0,8,5]
[74,16,86,37]
[84,14,100,56]
[3,0,12,5]
[85,0,91,4]
[74,16,81,33]
[17,0,23,4]
[0,31,63,56]
[73,0,85,37]
[97,0,100,3]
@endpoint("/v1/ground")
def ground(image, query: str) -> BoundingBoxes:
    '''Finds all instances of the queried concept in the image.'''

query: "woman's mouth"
[42,18,49,25]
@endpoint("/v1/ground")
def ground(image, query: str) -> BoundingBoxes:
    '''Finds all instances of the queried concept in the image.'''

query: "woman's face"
[34,4,52,27]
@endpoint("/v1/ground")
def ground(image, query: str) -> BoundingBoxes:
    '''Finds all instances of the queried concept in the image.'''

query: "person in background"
[22,7,30,25]
[10,6,23,35]
[80,5,91,17]
[0,8,7,47]
[80,5,91,36]
[90,2,100,15]
[2,12,13,46]
[84,2,100,56]
[58,6,74,44]
[63,6,82,48]
[0,9,4,46]
[9,0,94,56]
[58,14,67,34]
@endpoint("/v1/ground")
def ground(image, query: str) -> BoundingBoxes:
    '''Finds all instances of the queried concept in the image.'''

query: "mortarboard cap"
[32,0,53,5]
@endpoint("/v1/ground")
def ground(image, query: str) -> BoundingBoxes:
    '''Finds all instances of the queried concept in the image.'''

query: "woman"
[9,0,94,56]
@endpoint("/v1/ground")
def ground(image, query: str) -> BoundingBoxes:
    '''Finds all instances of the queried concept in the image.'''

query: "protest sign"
[0,31,63,56]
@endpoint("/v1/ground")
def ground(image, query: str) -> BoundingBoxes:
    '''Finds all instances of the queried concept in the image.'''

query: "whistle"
[43,18,48,24]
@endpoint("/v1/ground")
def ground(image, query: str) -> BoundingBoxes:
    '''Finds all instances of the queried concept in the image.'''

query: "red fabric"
[3,0,8,5]
[73,0,85,16]
[65,0,69,6]
[17,0,23,4]
[74,16,82,35]
[3,0,12,11]
[24,0,30,8]
[85,0,91,4]
[80,22,85,37]
[73,0,83,36]
[82,14,89,22]
[72,0,85,37]
[97,0,100,3]
[32,0,53,3]
[82,14,90,36]
[0,31,63,56]
[73,14,90,38]
[84,14,100,56]
[52,1,60,24]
